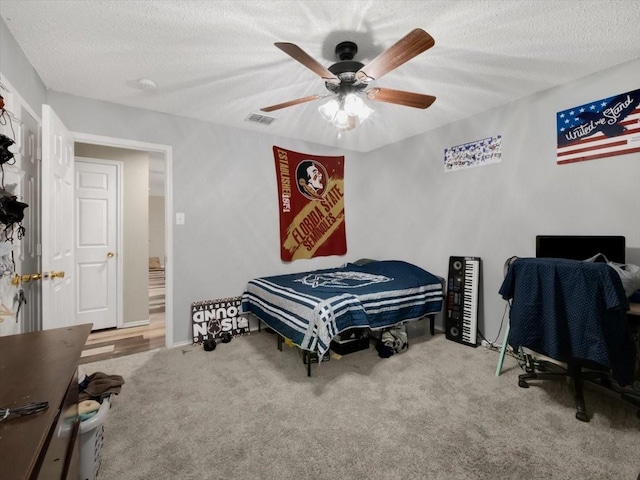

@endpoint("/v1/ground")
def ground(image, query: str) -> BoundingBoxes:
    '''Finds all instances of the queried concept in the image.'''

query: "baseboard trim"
[120,319,150,328]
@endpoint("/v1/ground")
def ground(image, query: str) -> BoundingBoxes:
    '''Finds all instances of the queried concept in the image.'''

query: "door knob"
[10,273,43,285]
[50,270,65,279]
[107,252,115,258]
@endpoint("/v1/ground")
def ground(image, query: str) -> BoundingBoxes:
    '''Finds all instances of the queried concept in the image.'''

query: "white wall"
[149,195,165,265]
[2,18,638,346]
[0,18,46,113]
[44,91,359,343]
[360,58,640,343]
[47,57,639,345]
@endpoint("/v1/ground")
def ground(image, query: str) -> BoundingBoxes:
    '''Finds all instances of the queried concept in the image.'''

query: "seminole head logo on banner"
[273,146,347,261]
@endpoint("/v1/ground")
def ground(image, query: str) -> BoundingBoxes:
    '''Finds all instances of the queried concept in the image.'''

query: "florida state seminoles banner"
[273,146,347,261]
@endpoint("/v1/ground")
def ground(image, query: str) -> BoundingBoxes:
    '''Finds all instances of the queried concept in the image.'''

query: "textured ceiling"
[1,0,639,153]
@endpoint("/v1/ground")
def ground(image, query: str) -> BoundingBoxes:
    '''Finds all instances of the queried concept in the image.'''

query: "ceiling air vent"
[246,112,276,126]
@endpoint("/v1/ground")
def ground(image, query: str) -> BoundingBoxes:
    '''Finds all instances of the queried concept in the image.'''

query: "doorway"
[0,82,173,351]
[71,132,173,354]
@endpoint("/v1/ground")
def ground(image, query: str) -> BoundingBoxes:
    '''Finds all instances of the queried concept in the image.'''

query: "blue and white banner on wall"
[444,135,502,172]
[556,88,640,164]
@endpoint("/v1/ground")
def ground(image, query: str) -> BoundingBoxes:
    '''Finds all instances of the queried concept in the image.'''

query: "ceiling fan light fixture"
[356,102,374,122]
[318,98,340,122]
[343,94,373,122]
[319,94,374,129]
[333,109,350,129]
[343,94,362,115]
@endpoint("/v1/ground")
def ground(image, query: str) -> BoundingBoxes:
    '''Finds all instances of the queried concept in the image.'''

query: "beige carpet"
[80,329,640,480]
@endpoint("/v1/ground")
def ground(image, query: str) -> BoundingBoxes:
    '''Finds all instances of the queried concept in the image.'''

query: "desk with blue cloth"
[499,257,639,421]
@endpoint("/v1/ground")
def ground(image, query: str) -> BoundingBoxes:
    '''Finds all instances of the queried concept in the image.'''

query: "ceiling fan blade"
[356,29,435,82]
[275,42,340,84]
[366,87,436,109]
[260,95,323,112]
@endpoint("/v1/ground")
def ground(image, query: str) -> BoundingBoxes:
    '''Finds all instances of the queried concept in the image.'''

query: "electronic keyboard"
[445,256,480,347]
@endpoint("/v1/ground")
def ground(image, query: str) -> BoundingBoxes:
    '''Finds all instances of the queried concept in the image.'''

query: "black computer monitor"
[535,235,625,264]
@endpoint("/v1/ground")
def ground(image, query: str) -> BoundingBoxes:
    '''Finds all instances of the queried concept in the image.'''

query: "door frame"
[75,157,123,330]
[71,132,174,348]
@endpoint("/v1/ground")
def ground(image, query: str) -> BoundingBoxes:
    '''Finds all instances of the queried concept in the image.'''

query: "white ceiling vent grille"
[245,112,276,126]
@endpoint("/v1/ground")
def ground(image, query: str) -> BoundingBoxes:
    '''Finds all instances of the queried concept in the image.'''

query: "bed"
[241,260,444,374]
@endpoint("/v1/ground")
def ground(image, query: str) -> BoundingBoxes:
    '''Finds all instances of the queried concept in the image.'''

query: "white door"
[41,105,75,330]
[0,81,41,335]
[15,105,42,333]
[75,159,119,330]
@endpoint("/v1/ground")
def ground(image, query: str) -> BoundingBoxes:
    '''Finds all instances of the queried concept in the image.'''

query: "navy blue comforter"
[242,260,443,359]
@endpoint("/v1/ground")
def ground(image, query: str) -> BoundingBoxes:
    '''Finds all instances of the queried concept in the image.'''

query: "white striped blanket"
[241,260,443,359]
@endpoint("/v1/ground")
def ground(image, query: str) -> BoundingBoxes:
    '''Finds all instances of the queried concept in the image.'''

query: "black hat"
[0,195,28,226]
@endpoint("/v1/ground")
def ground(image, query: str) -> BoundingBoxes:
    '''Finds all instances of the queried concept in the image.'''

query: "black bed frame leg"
[429,315,435,336]
[274,332,313,376]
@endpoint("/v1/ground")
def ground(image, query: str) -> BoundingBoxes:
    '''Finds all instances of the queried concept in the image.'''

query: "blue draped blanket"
[241,260,443,359]
[499,257,635,385]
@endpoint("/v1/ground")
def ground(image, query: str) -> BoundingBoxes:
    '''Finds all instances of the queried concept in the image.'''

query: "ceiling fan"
[261,28,436,131]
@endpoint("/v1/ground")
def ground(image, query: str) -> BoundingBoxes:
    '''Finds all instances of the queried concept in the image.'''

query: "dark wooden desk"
[0,324,92,480]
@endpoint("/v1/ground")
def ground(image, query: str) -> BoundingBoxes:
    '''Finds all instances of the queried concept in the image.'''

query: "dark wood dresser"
[0,324,92,480]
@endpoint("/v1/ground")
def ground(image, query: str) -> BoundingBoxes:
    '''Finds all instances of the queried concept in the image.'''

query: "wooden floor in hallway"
[79,267,166,365]
[79,313,165,365]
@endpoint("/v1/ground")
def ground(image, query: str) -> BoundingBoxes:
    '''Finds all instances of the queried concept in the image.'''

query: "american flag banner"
[556,88,640,164]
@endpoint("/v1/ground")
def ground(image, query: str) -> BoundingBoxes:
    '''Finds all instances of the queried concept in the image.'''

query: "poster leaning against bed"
[273,146,346,261]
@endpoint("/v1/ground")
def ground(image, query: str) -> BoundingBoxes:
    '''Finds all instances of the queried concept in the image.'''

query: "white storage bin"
[79,396,111,480]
